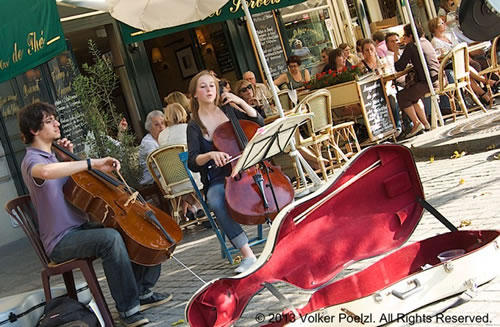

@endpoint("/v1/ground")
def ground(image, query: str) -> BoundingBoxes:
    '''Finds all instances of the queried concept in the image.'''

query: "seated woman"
[165,91,191,117]
[339,43,357,68]
[428,17,498,104]
[139,110,166,186]
[273,56,311,90]
[322,48,347,73]
[395,24,436,137]
[187,70,262,274]
[158,103,204,221]
[234,79,268,118]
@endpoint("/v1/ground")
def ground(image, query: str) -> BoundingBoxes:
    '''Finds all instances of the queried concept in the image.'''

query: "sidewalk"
[1,106,499,326]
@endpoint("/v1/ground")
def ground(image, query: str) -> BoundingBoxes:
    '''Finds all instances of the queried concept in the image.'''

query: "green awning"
[0,0,66,84]
[119,0,306,44]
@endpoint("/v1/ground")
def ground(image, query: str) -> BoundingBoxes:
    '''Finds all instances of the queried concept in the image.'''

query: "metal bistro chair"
[178,152,266,264]
[4,195,114,327]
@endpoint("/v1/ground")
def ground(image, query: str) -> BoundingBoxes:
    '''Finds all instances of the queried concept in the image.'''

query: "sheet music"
[232,113,313,175]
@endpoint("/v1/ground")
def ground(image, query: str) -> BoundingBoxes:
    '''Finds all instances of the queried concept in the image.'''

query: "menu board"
[211,30,234,74]
[252,11,287,79]
[47,53,87,154]
[359,77,394,140]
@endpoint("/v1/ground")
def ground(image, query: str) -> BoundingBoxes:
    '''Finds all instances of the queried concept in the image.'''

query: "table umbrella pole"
[402,0,444,129]
[241,0,322,191]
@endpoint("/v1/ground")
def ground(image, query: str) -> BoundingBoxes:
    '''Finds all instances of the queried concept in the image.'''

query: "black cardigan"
[187,106,264,194]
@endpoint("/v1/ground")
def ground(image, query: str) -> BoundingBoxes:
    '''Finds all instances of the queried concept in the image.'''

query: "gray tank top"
[286,69,306,89]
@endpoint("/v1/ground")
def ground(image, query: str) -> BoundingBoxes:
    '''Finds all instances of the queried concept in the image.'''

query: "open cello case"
[186,144,500,327]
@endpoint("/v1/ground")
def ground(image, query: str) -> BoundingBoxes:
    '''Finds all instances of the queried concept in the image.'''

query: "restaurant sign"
[0,0,66,84]
[120,0,306,44]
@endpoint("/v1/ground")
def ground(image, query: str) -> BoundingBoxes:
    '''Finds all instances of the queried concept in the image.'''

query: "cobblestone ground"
[1,148,499,326]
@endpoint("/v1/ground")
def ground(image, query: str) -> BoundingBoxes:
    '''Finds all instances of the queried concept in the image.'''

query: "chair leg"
[62,271,78,300]
[41,270,52,301]
[466,85,487,113]
[456,89,470,118]
[80,261,115,327]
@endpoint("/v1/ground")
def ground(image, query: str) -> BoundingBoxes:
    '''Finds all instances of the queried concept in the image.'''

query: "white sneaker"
[234,257,257,274]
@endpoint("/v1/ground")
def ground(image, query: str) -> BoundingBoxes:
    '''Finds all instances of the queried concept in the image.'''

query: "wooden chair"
[294,89,357,180]
[478,36,500,107]
[434,43,486,121]
[178,152,266,264]
[147,144,200,227]
[4,195,114,327]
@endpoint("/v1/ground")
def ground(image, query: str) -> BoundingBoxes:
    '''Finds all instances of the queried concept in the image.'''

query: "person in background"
[358,39,381,74]
[312,47,333,75]
[139,110,166,186]
[220,78,232,93]
[428,17,497,104]
[292,39,313,68]
[338,43,356,68]
[187,70,261,274]
[274,56,311,90]
[158,103,204,221]
[385,32,407,136]
[243,71,271,104]
[165,91,191,117]
[372,31,388,58]
[322,48,347,73]
[18,102,171,327]
[395,24,437,137]
[356,39,364,62]
[234,79,267,118]
[438,0,459,30]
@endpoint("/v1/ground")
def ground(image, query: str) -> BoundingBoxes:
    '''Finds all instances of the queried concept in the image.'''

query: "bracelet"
[87,158,92,171]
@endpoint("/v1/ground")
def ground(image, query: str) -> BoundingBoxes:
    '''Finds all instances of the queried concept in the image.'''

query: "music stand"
[231,113,313,176]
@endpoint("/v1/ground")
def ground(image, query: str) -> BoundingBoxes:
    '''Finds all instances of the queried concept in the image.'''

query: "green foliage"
[72,39,141,187]
[305,65,362,90]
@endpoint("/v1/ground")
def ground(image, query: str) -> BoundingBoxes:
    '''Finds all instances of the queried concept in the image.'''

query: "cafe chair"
[147,144,200,228]
[277,90,293,112]
[478,35,500,107]
[294,89,353,180]
[178,152,266,265]
[433,42,486,121]
[4,195,114,327]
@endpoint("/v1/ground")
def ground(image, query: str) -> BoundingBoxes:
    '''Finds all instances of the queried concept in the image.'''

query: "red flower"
[316,73,321,79]
[328,69,333,74]
[320,72,326,77]
[343,66,347,72]
[332,72,337,77]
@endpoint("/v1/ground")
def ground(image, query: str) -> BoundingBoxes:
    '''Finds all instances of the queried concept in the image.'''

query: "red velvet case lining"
[187,145,426,327]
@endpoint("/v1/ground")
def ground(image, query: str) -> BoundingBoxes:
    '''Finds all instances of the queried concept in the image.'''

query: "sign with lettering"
[0,0,66,84]
[358,76,394,140]
[252,11,287,79]
[119,0,306,44]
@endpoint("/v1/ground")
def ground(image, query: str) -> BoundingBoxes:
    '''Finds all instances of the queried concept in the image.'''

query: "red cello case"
[185,144,500,327]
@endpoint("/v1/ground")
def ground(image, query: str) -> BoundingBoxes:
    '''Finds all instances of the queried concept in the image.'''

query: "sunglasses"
[240,85,253,93]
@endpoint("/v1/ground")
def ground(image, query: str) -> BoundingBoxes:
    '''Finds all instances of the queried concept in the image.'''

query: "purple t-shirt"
[21,147,87,256]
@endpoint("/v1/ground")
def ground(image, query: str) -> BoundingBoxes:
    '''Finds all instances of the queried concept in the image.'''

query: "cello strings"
[171,255,208,285]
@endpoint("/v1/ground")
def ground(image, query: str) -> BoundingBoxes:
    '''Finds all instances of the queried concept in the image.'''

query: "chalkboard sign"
[211,30,234,74]
[47,53,87,154]
[252,11,287,79]
[359,76,394,140]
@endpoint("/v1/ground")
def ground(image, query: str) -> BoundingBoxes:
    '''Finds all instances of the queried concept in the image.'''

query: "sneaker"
[185,211,195,221]
[119,312,149,327]
[139,292,172,312]
[234,256,257,274]
[394,127,402,138]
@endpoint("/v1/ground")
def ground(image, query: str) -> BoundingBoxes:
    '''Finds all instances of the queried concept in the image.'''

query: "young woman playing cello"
[186,70,264,274]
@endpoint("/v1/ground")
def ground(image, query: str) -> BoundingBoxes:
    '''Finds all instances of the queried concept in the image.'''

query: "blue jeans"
[388,95,401,130]
[206,182,248,249]
[50,225,159,317]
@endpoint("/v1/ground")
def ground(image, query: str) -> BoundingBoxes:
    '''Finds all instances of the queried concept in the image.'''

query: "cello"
[212,88,294,225]
[53,143,183,266]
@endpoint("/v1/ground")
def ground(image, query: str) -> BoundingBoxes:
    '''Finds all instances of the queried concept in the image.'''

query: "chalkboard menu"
[211,30,234,74]
[252,11,287,79]
[47,53,87,154]
[359,76,394,140]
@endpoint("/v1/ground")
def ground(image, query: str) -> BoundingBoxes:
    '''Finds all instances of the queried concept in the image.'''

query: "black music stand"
[231,114,312,223]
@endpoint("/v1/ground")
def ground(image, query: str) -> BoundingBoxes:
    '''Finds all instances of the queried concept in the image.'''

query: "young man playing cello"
[18,102,171,327]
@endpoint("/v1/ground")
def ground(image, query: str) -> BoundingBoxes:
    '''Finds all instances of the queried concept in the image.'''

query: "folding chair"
[4,195,114,327]
[178,152,266,264]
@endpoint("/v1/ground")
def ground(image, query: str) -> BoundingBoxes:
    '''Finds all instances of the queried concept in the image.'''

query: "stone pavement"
[1,107,500,326]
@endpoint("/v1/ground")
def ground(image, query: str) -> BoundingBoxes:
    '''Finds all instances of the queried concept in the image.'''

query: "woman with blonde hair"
[187,70,263,273]
[158,103,204,221]
[164,91,191,116]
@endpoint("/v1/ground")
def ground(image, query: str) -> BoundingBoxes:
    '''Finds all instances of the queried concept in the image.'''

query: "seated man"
[18,102,171,327]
